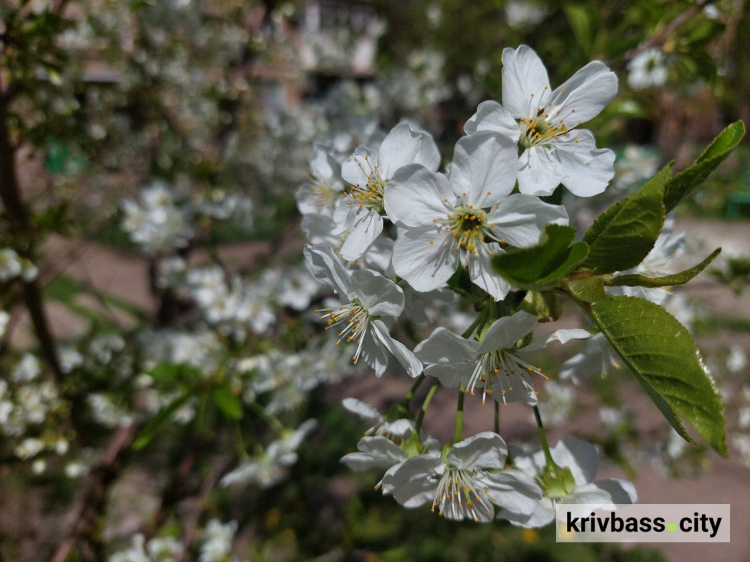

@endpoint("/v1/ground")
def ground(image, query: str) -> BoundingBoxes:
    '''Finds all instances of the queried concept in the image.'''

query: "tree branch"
[51,425,139,562]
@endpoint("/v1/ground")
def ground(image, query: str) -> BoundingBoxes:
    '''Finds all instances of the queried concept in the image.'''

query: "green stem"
[533,405,555,467]
[494,400,500,434]
[235,422,248,459]
[403,374,425,408]
[415,379,438,433]
[454,385,466,443]
[462,306,490,339]
[247,401,286,436]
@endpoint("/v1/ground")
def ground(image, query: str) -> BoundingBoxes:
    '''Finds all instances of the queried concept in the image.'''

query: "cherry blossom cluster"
[299,45,641,525]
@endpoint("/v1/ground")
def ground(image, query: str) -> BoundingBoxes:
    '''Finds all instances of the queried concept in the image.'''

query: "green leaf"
[492,224,589,290]
[607,248,721,288]
[148,363,203,388]
[581,165,668,274]
[561,275,607,303]
[134,393,191,450]
[588,296,726,455]
[564,5,594,53]
[663,121,745,213]
[212,384,243,420]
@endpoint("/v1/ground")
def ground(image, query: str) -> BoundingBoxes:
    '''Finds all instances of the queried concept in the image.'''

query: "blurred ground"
[6,216,750,562]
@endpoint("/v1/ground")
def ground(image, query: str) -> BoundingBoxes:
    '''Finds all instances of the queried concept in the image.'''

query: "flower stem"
[533,405,555,467]
[454,385,466,443]
[247,401,286,436]
[403,374,425,408]
[462,306,490,339]
[235,422,248,459]
[415,379,438,434]
[494,400,500,434]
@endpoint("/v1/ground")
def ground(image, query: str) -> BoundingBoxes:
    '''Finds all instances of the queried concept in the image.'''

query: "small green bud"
[540,463,577,499]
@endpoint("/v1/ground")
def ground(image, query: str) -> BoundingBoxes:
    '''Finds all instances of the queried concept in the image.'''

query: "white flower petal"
[303,212,342,247]
[371,319,423,378]
[296,184,339,216]
[310,144,340,181]
[341,146,378,186]
[506,444,545,477]
[567,479,637,507]
[332,195,356,233]
[488,193,568,248]
[502,45,552,119]
[484,470,543,516]
[414,131,441,172]
[499,498,555,528]
[390,453,443,508]
[350,269,405,318]
[339,208,384,261]
[359,328,389,376]
[342,397,382,423]
[378,123,423,178]
[450,132,518,208]
[517,146,563,196]
[548,61,618,124]
[380,419,416,439]
[464,101,521,142]
[551,436,599,485]
[447,432,507,470]
[415,327,478,365]
[489,382,539,405]
[341,436,408,471]
[303,243,352,299]
[467,242,511,301]
[392,228,458,292]
[477,311,537,355]
[518,328,591,354]
[385,165,453,228]
[380,461,405,495]
[553,130,615,197]
[424,363,474,388]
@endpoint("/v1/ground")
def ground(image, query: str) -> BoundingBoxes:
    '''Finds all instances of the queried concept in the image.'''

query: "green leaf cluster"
[134,362,244,450]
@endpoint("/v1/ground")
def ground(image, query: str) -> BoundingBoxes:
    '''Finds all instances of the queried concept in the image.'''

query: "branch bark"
[625,0,712,62]
[0,84,65,381]
[51,425,139,562]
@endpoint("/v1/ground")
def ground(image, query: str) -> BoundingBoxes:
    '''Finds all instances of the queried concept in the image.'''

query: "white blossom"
[0,248,23,281]
[333,123,440,260]
[121,182,194,254]
[498,436,636,528]
[305,243,422,377]
[296,143,344,216]
[12,354,41,383]
[465,45,617,197]
[342,397,415,439]
[559,332,623,383]
[627,48,668,90]
[727,345,748,375]
[386,132,567,299]
[388,432,542,522]
[415,311,588,404]
[220,420,317,488]
[199,519,237,562]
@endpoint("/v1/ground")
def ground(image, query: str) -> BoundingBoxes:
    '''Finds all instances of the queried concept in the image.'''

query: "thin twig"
[51,425,139,562]
[176,454,238,562]
[625,1,712,62]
